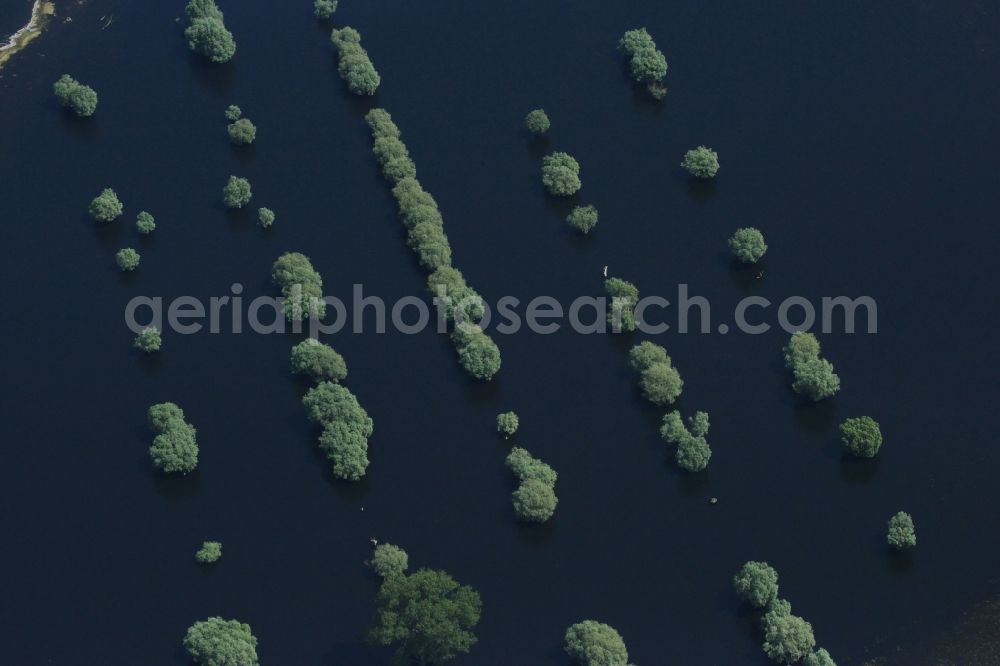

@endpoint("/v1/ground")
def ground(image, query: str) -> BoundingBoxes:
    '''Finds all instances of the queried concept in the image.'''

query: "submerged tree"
[53,74,98,117]
[525,109,551,135]
[661,411,711,471]
[331,27,381,96]
[148,402,198,474]
[629,341,683,406]
[134,326,162,353]
[681,146,720,178]
[272,252,326,321]
[427,266,485,324]
[89,188,123,223]
[496,411,519,438]
[184,0,236,64]
[605,277,640,333]
[803,648,837,666]
[314,0,338,19]
[224,104,242,121]
[227,118,257,145]
[304,381,373,481]
[729,227,768,263]
[195,541,222,564]
[290,338,347,383]
[618,28,668,98]
[840,416,882,458]
[762,612,816,665]
[222,176,252,209]
[136,211,156,234]
[183,617,258,666]
[257,207,275,228]
[783,332,840,401]
[506,447,558,522]
[452,325,501,381]
[367,569,481,665]
[887,511,916,550]
[564,620,630,666]
[370,543,409,579]
[542,151,582,196]
[567,205,598,234]
[116,248,140,272]
[733,561,780,609]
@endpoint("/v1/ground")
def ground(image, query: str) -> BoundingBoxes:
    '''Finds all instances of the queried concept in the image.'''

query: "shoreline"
[0,1,56,69]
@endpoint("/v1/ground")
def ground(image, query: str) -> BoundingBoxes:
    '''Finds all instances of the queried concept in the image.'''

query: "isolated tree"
[272,252,326,321]
[525,109,551,135]
[195,541,222,564]
[564,620,630,666]
[89,188,123,223]
[887,511,916,550]
[183,617,258,666]
[314,0,338,19]
[496,411,519,437]
[840,416,882,458]
[512,477,558,522]
[681,146,720,178]
[803,648,837,666]
[227,118,256,145]
[53,74,98,117]
[116,248,140,272]
[184,0,236,63]
[729,227,767,263]
[762,613,815,665]
[290,338,347,383]
[148,403,198,474]
[222,176,252,208]
[542,152,582,196]
[133,326,162,353]
[257,207,275,228]
[367,569,482,665]
[136,211,156,234]
[567,205,598,234]
[371,543,409,579]
[224,104,242,121]
[733,561,779,608]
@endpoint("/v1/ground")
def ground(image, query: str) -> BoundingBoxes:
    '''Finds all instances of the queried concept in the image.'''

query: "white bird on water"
[602,265,608,278]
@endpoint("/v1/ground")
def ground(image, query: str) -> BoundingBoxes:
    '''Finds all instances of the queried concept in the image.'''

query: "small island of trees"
[115,248,140,272]
[661,411,712,472]
[222,175,252,209]
[148,402,198,474]
[567,205,598,234]
[541,151,582,196]
[194,541,222,564]
[887,511,916,550]
[184,0,236,64]
[618,28,668,99]
[496,411,519,438]
[89,187,123,223]
[134,326,161,353]
[272,252,326,321]
[304,381,374,481]
[135,211,156,234]
[605,277,640,332]
[840,416,882,458]
[629,341,684,406]
[53,74,98,117]
[257,207,275,228]
[227,117,256,145]
[783,332,841,401]
[525,109,550,135]
[370,543,409,579]
[183,617,258,666]
[505,447,558,522]
[331,27,381,96]
[729,227,767,263]
[564,620,631,666]
[681,146,720,178]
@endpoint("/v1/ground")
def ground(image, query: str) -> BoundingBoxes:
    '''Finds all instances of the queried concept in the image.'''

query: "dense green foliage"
[371,543,409,579]
[605,277,639,332]
[367,569,481,664]
[195,541,222,564]
[681,146,720,178]
[53,74,98,117]
[783,332,841,401]
[887,511,916,549]
[661,411,712,471]
[148,402,198,474]
[452,325,502,380]
[542,151,582,196]
[135,211,156,234]
[257,207,275,228]
[506,447,558,522]
[116,248,140,272]
[291,338,347,382]
[567,205,598,234]
[304,381,373,481]
[525,109,551,135]
[629,341,684,406]
[314,0,338,19]
[224,104,241,121]
[762,612,816,664]
[184,0,236,64]
[183,617,258,666]
[89,188,123,223]
[134,326,162,353]
[427,266,484,324]
[729,227,768,263]
[331,27,381,96]
[222,175,252,208]
[840,416,882,458]
[496,411,519,437]
[618,28,668,87]
[227,118,256,145]
[803,648,837,666]
[271,252,326,321]
[733,561,779,608]
[564,620,630,666]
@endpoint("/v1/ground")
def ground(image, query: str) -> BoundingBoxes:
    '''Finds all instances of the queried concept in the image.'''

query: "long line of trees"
[365,108,501,380]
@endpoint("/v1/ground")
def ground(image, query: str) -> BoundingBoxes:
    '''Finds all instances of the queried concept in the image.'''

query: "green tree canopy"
[371,543,409,579]
[733,561,779,608]
[505,447,557,487]
[803,648,837,666]
[681,146,720,178]
[134,326,162,353]
[227,118,256,145]
[840,416,882,458]
[452,325,501,380]
[629,341,684,405]
[53,74,98,117]
[331,27,381,96]
[512,477,558,522]
[116,248,140,272]
[762,613,816,665]
[184,0,236,63]
[183,617,258,666]
[195,541,222,564]
[542,152,582,196]
[314,0,338,19]
[629,340,670,372]
[783,332,840,401]
[89,188,123,223]
[291,338,347,383]
[729,227,768,263]
[257,207,275,228]
[148,402,198,474]
[525,109,551,135]
[887,511,916,550]
[367,569,482,664]
[564,620,630,666]
[272,252,326,321]
[567,205,598,234]
[427,266,485,324]
[136,211,156,234]
[304,382,373,481]
[661,411,711,471]
[605,277,640,332]
[224,104,242,121]
[222,175,252,208]
[496,411,519,437]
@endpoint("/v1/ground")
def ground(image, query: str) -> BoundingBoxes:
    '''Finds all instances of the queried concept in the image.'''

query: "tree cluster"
[370,543,409,579]
[184,0,236,64]
[618,28,668,98]
[629,341,684,406]
[525,109,550,135]
[331,27,381,96]
[228,118,256,145]
[660,411,712,472]
[542,151,582,196]
[183,617,258,666]
[314,0,338,19]
[303,381,373,481]
[564,620,630,666]
[148,402,198,474]
[567,205,598,234]
[271,252,326,322]
[134,326,162,353]
[505,447,558,522]
[783,332,841,401]
[291,338,347,383]
[136,211,156,234]
[53,74,98,117]
[606,277,640,332]
[116,247,140,272]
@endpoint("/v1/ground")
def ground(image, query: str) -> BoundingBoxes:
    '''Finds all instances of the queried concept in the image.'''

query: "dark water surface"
[1,1,999,664]
[0,1,34,44]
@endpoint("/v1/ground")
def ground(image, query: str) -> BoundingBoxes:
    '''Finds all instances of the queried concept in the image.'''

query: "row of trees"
[733,561,835,665]
[783,332,841,401]
[53,74,97,117]
[606,277,641,332]
[618,28,668,99]
[148,402,198,474]
[505,447,559,522]
[365,108,502,380]
[271,252,326,321]
[331,27,380,96]
[184,0,236,64]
